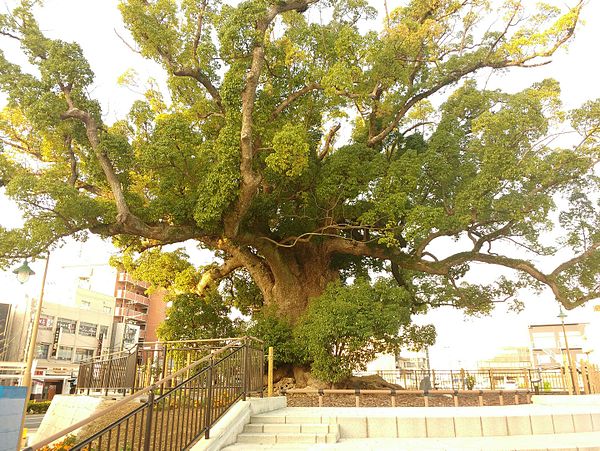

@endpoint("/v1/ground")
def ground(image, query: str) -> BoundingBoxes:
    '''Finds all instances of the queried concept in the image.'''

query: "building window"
[80,300,91,310]
[103,306,112,314]
[56,346,73,361]
[531,332,556,349]
[74,348,95,362]
[78,322,98,337]
[99,325,109,339]
[35,343,50,359]
[56,318,77,334]
[38,315,54,330]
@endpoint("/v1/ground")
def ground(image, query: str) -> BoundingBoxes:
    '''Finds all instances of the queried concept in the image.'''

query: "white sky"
[1,0,600,367]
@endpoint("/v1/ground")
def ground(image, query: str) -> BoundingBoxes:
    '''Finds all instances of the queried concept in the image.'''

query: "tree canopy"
[1,0,599,376]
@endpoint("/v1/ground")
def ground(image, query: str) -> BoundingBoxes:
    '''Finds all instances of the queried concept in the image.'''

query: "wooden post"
[460,369,466,390]
[489,369,495,390]
[499,392,504,406]
[453,391,459,407]
[318,389,323,407]
[431,369,436,389]
[523,368,530,390]
[267,347,274,397]
[571,363,580,394]
[478,391,483,407]
[562,367,572,395]
[581,360,590,395]
[355,389,360,407]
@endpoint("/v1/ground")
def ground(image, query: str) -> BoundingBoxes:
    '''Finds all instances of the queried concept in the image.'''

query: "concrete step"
[244,423,337,434]
[223,430,600,450]
[236,432,339,445]
[251,414,333,424]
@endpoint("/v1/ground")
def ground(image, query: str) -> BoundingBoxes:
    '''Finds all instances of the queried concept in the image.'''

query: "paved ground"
[25,414,45,430]
[24,414,45,443]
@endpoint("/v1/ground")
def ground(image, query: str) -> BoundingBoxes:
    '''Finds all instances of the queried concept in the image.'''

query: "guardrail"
[26,336,264,450]
[77,338,244,394]
[369,368,568,392]
[370,364,600,395]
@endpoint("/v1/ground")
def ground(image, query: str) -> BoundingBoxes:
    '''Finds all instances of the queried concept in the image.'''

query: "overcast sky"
[1,0,600,367]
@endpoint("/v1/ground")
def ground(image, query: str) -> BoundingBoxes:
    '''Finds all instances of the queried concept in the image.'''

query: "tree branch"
[197,257,243,294]
[318,123,341,160]
[271,82,321,119]
[224,0,321,237]
[172,68,224,113]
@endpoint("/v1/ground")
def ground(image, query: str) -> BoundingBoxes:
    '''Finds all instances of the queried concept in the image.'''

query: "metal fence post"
[105,358,113,396]
[243,340,250,400]
[143,390,155,451]
[204,356,214,439]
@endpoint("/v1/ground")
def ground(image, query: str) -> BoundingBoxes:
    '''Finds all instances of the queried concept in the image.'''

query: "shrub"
[27,400,51,414]
[465,374,476,390]
[247,308,307,368]
[296,278,436,384]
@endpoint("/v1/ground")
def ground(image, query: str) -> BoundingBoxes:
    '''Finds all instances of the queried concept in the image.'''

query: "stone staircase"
[232,412,340,446]
[221,405,600,450]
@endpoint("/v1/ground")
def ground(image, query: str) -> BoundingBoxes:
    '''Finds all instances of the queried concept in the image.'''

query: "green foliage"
[0,0,598,382]
[265,123,310,177]
[27,400,51,414]
[296,279,435,383]
[465,374,476,390]
[247,308,307,368]
[157,291,240,341]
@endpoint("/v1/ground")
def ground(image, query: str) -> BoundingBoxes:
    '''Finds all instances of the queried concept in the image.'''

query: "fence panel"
[31,337,264,451]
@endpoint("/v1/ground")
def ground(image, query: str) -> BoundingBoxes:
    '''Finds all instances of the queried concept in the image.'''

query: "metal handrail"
[26,337,262,450]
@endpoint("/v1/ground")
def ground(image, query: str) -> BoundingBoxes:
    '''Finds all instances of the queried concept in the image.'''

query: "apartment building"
[111,271,167,350]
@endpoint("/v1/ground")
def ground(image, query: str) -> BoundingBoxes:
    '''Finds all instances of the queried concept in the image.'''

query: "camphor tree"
[1,0,599,379]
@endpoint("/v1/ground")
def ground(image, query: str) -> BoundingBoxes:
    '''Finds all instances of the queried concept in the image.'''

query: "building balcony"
[115,289,149,306]
[117,272,150,289]
[115,307,148,323]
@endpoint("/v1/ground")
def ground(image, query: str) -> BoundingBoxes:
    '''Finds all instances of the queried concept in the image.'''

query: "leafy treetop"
[0,0,598,327]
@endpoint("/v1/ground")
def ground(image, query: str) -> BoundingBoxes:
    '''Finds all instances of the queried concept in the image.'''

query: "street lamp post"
[14,254,50,447]
[558,307,577,394]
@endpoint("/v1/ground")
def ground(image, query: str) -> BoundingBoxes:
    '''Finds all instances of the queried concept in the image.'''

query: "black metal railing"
[77,350,138,394]
[77,338,241,394]
[26,337,264,451]
[371,367,573,392]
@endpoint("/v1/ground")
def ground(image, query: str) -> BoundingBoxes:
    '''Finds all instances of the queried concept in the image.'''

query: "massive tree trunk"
[253,242,339,323]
